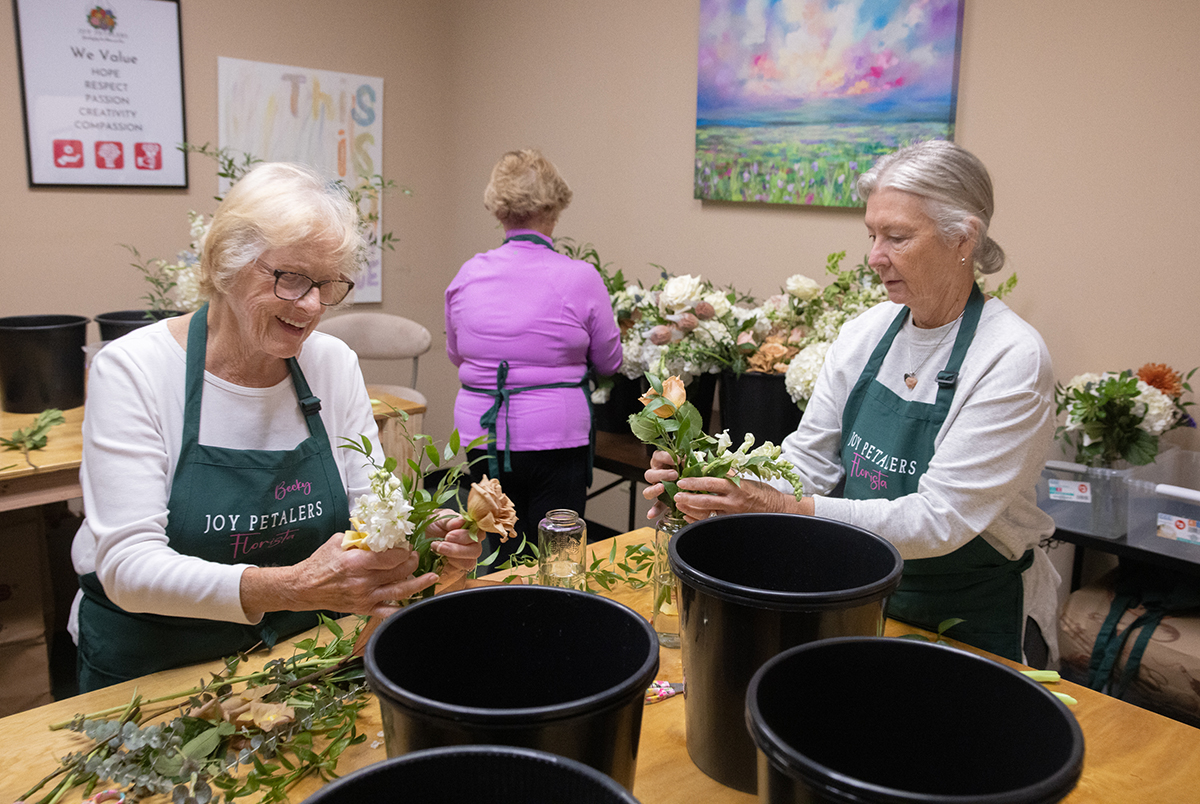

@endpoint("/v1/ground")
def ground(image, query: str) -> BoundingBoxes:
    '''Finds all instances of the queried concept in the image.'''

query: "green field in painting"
[694,121,951,208]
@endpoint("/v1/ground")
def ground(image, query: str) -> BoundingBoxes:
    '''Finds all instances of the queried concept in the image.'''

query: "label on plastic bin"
[1048,479,1091,503]
[1156,513,1200,545]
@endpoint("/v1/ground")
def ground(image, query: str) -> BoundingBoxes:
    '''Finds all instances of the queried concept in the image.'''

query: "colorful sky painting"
[697,0,963,126]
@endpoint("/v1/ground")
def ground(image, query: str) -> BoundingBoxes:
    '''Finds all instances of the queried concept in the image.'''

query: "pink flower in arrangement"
[694,301,716,320]
[805,193,815,204]
[676,312,699,333]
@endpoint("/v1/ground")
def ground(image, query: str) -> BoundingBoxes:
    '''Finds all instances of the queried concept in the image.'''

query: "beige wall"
[2,0,1197,463]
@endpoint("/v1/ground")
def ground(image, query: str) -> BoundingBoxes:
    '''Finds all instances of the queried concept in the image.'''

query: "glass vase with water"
[537,509,587,590]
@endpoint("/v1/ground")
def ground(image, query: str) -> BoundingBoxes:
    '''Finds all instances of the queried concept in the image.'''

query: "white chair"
[317,312,432,407]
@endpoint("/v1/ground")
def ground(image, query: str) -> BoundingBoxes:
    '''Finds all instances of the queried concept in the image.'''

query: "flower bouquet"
[1055,363,1196,468]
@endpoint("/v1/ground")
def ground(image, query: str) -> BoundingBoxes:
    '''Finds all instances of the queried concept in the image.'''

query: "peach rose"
[468,475,519,542]
[639,375,687,418]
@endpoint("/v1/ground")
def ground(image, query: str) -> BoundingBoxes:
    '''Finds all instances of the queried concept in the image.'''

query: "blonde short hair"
[200,162,363,297]
[482,149,573,227]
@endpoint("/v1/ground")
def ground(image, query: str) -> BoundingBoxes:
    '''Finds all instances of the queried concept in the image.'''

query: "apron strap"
[503,232,555,249]
[462,361,592,481]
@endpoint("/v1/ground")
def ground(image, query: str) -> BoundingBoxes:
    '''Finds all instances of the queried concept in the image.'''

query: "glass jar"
[652,509,686,648]
[537,509,587,590]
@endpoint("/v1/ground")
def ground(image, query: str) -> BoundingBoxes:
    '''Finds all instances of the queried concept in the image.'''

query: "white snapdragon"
[348,467,415,552]
[784,341,831,408]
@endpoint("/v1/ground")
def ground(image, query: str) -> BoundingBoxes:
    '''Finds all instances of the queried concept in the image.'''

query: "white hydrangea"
[702,291,732,318]
[659,274,706,313]
[1136,380,1180,435]
[348,467,415,551]
[785,273,822,301]
[784,341,830,408]
[170,262,205,312]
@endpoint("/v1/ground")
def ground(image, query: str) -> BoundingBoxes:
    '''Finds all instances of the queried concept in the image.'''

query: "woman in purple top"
[446,149,623,564]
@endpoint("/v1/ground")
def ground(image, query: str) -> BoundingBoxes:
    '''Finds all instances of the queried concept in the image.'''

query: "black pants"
[467,446,589,568]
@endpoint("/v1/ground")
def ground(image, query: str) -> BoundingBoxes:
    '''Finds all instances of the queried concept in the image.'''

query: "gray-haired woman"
[71,162,482,690]
[644,140,1059,665]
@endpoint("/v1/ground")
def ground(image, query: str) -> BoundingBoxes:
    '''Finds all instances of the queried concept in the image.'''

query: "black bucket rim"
[0,314,90,330]
[746,637,1086,804]
[668,513,903,611]
[305,744,643,803]
[94,309,183,322]
[365,585,660,724]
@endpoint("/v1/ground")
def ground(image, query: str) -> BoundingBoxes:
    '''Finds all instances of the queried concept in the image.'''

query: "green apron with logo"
[838,285,1032,661]
[76,305,349,691]
[460,231,596,484]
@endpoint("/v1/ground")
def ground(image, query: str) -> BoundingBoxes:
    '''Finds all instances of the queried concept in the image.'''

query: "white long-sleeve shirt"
[772,296,1061,659]
[69,321,380,637]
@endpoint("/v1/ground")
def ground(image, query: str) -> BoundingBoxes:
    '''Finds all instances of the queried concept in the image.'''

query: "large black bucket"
[304,745,643,804]
[365,585,659,790]
[0,314,89,413]
[669,513,903,793]
[747,638,1085,804]
[94,309,181,341]
[594,375,646,433]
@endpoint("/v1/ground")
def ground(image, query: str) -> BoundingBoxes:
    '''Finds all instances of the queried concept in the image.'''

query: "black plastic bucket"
[0,314,89,413]
[747,638,1085,804]
[94,309,180,341]
[669,513,903,793]
[304,745,643,804]
[365,585,659,790]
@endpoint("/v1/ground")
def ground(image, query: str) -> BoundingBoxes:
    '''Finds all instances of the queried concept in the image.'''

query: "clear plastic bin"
[1037,460,1137,539]
[1127,450,1200,556]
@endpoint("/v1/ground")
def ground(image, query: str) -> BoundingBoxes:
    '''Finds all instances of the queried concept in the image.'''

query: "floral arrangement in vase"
[1055,363,1196,467]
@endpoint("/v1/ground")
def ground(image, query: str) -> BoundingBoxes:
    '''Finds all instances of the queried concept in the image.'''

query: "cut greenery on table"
[1,408,65,469]
[19,617,371,804]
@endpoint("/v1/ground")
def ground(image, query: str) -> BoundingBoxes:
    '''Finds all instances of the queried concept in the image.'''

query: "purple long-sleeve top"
[445,230,623,451]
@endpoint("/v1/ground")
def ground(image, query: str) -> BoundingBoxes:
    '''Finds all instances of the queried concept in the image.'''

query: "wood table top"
[2,529,1199,803]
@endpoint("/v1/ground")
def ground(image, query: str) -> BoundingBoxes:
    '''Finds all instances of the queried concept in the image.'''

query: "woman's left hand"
[672,476,814,521]
[428,512,483,571]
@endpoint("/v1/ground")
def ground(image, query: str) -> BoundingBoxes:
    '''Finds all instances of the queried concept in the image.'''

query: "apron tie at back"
[462,360,595,485]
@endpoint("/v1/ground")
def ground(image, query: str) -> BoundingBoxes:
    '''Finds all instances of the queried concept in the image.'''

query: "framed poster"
[12,0,187,188]
[694,0,964,208]
[218,57,386,302]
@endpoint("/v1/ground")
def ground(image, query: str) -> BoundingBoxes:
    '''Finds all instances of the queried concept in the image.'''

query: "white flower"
[170,262,205,312]
[347,467,415,551]
[591,385,612,404]
[785,274,821,301]
[659,274,706,313]
[1136,380,1180,435]
[784,341,830,408]
[702,291,731,318]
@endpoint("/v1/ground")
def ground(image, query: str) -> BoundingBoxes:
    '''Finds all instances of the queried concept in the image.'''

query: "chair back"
[317,312,432,394]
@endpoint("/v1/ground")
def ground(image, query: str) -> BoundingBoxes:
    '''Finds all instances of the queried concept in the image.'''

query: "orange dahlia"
[1137,363,1184,398]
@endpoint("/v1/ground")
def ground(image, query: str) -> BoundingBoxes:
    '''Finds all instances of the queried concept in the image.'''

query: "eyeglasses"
[263,264,355,306]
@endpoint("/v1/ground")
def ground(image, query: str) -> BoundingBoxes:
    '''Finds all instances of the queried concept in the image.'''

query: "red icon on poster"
[53,140,85,168]
[95,141,124,169]
[134,143,163,170]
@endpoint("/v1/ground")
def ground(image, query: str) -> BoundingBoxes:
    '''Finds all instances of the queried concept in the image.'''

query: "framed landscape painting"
[695,0,964,207]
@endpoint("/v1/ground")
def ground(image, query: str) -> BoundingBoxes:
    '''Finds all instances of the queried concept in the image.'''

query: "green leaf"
[181,726,223,759]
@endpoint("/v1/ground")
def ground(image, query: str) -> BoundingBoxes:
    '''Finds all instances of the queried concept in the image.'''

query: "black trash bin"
[747,638,1085,804]
[669,513,903,793]
[365,585,659,790]
[94,309,181,341]
[0,314,89,413]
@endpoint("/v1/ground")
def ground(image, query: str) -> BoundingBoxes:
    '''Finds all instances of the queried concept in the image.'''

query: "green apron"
[838,285,1033,661]
[460,231,596,484]
[77,305,349,691]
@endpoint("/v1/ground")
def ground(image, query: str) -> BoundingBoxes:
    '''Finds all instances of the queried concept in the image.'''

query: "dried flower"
[250,700,296,731]
[466,476,519,542]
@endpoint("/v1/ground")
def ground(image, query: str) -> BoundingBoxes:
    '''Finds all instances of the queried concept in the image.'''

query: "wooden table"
[3,529,1200,803]
[0,394,425,514]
